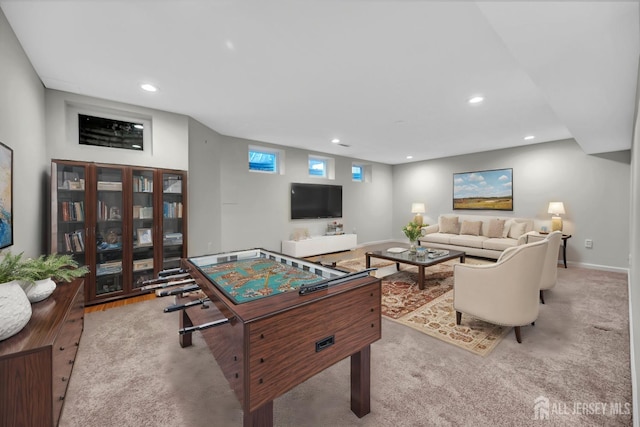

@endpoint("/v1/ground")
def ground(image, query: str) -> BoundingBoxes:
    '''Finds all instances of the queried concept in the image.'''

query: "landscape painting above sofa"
[453,168,513,211]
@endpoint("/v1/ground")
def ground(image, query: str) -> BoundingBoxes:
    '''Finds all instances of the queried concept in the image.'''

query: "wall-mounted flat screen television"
[291,183,342,220]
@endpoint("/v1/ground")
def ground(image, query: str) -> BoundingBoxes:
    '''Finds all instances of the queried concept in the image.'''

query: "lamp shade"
[411,203,426,214]
[548,202,565,215]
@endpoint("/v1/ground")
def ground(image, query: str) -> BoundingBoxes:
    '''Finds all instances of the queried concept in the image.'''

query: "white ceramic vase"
[0,280,33,341]
[20,277,57,303]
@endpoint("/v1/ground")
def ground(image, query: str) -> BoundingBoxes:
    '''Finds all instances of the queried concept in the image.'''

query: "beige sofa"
[419,214,535,259]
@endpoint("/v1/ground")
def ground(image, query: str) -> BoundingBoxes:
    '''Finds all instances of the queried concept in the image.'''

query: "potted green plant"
[19,254,89,303]
[0,251,32,341]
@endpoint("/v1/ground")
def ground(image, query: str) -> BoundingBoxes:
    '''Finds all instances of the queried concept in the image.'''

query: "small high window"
[352,165,363,182]
[79,114,144,151]
[309,158,327,177]
[249,149,278,173]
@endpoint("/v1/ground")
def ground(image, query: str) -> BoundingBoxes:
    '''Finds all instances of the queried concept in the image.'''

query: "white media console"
[281,234,357,258]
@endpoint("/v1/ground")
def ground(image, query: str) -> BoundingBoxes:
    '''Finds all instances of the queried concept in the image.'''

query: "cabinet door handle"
[59,395,65,401]
[68,359,74,365]
[62,376,67,382]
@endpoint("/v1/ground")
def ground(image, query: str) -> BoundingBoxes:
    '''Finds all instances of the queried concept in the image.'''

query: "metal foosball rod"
[139,272,190,286]
[164,297,211,313]
[158,267,188,277]
[156,284,200,297]
[140,277,196,291]
[179,317,230,335]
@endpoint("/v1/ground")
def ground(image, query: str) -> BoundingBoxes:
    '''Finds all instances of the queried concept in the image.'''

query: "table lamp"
[411,203,426,226]
[548,202,565,232]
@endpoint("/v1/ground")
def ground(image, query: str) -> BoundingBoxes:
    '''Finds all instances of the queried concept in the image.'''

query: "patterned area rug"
[336,257,509,356]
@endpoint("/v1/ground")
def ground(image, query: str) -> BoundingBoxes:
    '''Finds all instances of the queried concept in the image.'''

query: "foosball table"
[143,248,381,427]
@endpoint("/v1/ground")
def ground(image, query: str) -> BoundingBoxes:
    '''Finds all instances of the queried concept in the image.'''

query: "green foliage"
[402,221,424,241]
[20,254,89,282]
[0,251,26,283]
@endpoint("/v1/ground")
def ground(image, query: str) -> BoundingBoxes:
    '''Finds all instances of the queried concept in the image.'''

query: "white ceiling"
[1,1,638,165]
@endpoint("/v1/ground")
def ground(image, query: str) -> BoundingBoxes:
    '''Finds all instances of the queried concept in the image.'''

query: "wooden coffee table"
[366,248,466,290]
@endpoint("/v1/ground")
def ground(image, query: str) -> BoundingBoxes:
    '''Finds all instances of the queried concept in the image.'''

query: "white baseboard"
[567,261,629,274]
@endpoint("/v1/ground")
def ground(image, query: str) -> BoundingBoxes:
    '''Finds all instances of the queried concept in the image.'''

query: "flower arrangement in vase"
[402,221,425,253]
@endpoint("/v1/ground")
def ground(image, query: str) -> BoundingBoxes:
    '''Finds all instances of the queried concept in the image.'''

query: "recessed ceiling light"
[331,138,340,144]
[406,155,413,160]
[468,96,484,104]
[524,135,535,140]
[140,83,157,92]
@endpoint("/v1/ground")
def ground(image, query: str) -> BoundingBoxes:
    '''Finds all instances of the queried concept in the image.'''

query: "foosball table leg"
[179,309,193,348]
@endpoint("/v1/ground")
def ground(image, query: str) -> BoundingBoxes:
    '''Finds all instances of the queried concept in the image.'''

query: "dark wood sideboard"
[0,278,84,427]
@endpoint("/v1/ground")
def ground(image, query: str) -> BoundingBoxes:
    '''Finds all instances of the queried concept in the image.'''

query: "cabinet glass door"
[52,162,87,265]
[95,166,124,296]
[132,169,155,289]
[162,172,184,269]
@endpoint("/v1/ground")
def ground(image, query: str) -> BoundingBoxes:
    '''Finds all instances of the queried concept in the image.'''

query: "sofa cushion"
[449,234,487,249]
[439,216,459,234]
[421,233,452,244]
[460,220,482,236]
[508,221,527,239]
[502,219,513,238]
[483,237,519,251]
[486,219,506,238]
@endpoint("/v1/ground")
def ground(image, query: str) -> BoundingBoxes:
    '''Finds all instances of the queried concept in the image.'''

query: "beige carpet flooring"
[59,248,632,426]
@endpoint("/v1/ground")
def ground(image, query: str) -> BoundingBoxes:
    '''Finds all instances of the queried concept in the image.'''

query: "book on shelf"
[63,229,85,253]
[97,181,122,191]
[96,260,122,276]
[133,175,153,192]
[133,258,154,271]
[163,201,183,218]
[60,201,85,222]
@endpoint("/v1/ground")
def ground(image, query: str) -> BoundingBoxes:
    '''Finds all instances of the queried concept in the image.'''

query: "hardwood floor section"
[84,293,157,313]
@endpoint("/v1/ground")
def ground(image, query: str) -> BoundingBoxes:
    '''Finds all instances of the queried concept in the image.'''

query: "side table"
[531,232,572,268]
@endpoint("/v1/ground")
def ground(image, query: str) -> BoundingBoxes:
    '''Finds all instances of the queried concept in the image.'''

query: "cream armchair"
[453,239,548,343]
[527,231,563,304]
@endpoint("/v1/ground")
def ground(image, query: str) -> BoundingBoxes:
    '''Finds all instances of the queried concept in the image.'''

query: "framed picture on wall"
[453,168,513,211]
[0,141,13,249]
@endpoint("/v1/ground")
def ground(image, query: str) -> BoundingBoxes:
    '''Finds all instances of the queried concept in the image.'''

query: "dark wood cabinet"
[0,279,84,427]
[51,160,188,305]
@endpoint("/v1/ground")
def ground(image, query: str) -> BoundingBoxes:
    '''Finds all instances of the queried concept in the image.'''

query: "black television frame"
[290,183,343,220]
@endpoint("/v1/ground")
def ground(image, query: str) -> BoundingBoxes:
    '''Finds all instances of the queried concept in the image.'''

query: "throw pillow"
[487,219,506,238]
[502,219,513,238]
[460,220,482,236]
[508,221,527,239]
[439,216,459,234]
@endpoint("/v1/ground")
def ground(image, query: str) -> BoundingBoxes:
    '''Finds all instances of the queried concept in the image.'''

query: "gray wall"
[0,9,47,257]
[186,119,394,255]
[392,139,630,270]
[44,90,189,170]
[628,62,639,426]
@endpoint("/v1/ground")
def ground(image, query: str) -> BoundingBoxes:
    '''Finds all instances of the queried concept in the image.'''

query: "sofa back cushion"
[439,216,459,234]
[486,218,506,238]
[460,220,482,236]
[508,221,528,239]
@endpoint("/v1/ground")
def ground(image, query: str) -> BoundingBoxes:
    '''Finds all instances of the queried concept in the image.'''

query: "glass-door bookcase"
[51,161,87,265]
[94,165,125,298]
[161,171,186,270]
[132,168,155,290]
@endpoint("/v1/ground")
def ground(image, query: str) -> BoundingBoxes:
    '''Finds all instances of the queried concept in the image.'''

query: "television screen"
[291,183,342,220]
